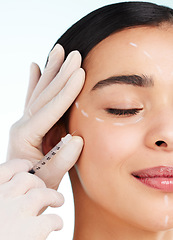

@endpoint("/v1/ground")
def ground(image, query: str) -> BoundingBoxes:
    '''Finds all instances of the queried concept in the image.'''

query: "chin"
[126,209,173,233]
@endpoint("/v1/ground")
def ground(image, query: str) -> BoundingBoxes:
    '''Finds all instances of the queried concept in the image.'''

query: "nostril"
[155,140,167,147]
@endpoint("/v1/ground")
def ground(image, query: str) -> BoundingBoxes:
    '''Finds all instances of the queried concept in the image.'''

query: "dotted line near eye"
[75,101,144,126]
[81,109,89,118]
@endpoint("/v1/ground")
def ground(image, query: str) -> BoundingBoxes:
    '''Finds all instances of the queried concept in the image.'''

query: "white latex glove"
[0,159,64,240]
[6,44,85,189]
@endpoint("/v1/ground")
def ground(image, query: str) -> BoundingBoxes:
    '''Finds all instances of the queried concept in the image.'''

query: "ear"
[42,121,67,155]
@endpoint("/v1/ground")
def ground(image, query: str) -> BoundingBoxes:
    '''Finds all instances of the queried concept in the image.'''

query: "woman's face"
[69,25,173,231]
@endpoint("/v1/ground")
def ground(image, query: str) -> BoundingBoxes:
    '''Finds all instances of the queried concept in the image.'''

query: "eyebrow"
[91,74,154,90]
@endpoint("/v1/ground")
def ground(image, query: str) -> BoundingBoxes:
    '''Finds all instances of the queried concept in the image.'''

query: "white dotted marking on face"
[95,117,104,122]
[130,42,138,48]
[166,227,173,232]
[143,50,152,59]
[164,195,169,207]
[112,116,144,126]
[142,51,165,77]
[134,116,144,123]
[75,101,79,109]
[129,42,164,76]
[81,109,89,118]
[113,122,125,126]
[165,215,169,227]
[155,65,163,74]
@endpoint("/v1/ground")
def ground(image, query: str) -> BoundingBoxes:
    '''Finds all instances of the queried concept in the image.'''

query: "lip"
[132,166,173,192]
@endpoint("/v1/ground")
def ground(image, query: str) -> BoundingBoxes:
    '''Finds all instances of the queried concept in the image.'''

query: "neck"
[69,167,173,240]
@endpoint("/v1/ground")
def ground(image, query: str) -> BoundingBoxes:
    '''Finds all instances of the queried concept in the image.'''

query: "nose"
[144,114,173,152]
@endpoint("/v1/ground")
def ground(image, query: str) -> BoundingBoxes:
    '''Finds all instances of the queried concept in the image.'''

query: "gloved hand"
[6,44,85,189]
[0,159,64,240]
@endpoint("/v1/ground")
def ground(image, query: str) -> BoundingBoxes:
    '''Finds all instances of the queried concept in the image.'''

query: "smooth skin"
[67,25,173,240]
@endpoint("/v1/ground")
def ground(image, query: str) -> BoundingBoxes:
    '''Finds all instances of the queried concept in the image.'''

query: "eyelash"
[106,108,143,116]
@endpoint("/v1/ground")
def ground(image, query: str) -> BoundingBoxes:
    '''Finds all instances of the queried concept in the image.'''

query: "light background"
[0,0,173,239]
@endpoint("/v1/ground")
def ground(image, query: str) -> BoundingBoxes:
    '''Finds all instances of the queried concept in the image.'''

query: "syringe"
[28,134,72,174]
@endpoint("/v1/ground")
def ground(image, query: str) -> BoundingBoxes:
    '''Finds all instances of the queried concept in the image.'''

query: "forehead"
[82,26,173,87]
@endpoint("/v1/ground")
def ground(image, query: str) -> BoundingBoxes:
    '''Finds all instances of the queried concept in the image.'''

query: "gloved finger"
[34,136,83,189]
[24,68,85,147]
[35,213,63,235]
[0,159,33,184]
[26,44,65,109]
[24,63,41,109]
[0,172,46,198]
[27,50,82,116]
[23,188,64,215]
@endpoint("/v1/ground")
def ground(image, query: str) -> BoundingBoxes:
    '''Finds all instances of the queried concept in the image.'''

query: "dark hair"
[46,1,173,136]
[52,1,173,60]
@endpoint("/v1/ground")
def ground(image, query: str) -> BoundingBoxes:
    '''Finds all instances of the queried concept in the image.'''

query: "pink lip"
[132,166,173,192]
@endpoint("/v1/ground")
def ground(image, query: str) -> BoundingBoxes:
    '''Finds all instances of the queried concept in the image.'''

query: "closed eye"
[105,108,143,117]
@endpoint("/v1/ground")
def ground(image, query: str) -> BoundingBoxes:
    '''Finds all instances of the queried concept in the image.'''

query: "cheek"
[69,105,171,231]
[69,104,143,190]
